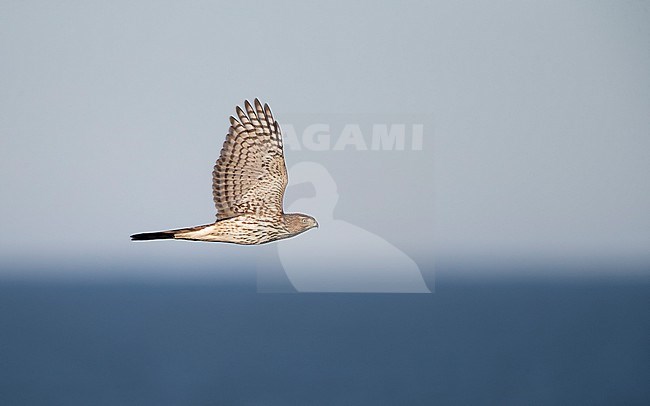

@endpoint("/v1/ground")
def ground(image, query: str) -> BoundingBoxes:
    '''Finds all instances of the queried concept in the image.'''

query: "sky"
[1,1,649,280]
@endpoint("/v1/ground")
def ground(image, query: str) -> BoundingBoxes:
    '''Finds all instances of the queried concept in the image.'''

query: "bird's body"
[131,99,318,245]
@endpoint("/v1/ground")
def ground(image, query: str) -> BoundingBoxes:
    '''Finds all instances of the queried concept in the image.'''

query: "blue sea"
[1,267,649,405]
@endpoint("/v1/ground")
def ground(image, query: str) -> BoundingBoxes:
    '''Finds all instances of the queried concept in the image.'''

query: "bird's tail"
[130,225,209,241]
[130,231,176,241]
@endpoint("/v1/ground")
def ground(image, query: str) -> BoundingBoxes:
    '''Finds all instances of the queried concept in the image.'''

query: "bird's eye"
[302,218,307,223]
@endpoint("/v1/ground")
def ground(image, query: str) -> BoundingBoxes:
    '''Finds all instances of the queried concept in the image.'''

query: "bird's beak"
[315,221,319,228]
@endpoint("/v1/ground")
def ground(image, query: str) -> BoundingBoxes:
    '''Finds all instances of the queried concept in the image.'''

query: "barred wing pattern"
[212,99,287,220]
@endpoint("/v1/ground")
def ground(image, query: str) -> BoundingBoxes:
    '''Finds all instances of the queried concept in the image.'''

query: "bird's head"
[284,213,319,235]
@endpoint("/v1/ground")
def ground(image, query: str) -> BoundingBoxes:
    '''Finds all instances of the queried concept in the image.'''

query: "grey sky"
[1,1,648,278]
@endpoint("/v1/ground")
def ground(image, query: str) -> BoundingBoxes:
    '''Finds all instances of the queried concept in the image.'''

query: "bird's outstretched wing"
[212,99,287,219]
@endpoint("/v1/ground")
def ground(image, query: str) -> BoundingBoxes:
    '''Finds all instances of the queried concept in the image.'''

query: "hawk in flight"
[131,99,318,245]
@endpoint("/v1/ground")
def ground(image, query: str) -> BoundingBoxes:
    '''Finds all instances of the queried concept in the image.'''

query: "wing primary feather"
[254,99,270,134]
[264,103,274,124]
[245,100,256,119]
